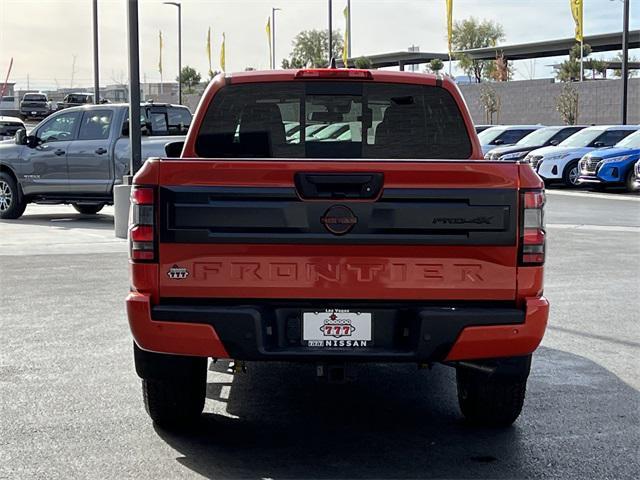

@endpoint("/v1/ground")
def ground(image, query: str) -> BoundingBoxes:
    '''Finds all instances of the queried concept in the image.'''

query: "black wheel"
[562,160,580,188]
[134,345,207,430]
[142,376,206,430]
[73,203,105,215]
[625,169,637,192]
[456,364,528,427]
[0,172,27,220]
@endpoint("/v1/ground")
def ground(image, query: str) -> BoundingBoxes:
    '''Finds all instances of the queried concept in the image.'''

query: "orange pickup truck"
[126,68,548,430]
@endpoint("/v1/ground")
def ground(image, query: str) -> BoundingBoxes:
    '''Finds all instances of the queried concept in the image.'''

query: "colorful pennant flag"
[220,32,226,72]
[206,27,213,77]
[446,0,453,55]
[570,0,583,42]
[158,30,163,75]
[342,4,349,66]
[266,17,272,69]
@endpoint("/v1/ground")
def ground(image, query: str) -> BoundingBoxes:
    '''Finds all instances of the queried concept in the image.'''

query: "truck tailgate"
[155,160,520,301]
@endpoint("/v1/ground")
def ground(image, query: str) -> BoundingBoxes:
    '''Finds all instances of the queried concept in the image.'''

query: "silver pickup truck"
[0,104,188,219]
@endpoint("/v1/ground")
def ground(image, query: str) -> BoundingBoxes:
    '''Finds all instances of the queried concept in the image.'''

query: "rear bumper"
[127,294,549,363]
[20,108,48,115]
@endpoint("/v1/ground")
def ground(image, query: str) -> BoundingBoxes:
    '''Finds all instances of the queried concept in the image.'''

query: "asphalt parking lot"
[1,190,639,479]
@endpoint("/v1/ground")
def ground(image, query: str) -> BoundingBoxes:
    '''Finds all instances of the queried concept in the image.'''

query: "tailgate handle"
[294,173,383,200]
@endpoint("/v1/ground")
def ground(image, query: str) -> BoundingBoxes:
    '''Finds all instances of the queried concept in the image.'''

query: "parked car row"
[4,92,114,121]
[481,124,640,191]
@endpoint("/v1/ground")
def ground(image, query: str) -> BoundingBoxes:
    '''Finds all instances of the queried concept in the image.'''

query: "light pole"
[114,0,142,239]
[272,7,281,69]
[611,0,630,124]
[127,0,141,176]
[347,0,351,58]
[621,0,630,124]
[164,2,182,105]
[328,0,333,64]
[92,0,100,103]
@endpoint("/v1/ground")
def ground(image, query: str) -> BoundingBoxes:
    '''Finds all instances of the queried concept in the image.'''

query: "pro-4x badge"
[167,265,189,279]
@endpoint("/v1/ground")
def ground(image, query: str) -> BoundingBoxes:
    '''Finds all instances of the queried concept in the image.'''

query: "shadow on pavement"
[155,347,639,479]
[0,212,114,230]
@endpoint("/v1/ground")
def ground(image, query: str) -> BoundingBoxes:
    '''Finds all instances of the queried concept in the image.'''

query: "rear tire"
[456,363,528,427]
[0,172,27,220]
[142,377,206,430]
[73,203,105,215]
[134,345,207,430]
[562,160,580,188]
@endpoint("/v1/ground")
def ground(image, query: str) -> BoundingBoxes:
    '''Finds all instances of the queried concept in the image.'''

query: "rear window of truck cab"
[195,81,472,159]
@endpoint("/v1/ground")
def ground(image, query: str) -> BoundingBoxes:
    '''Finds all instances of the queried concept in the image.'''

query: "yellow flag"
[570,0,583,42]
[446,0,453,55]
[266,17,272,69]
[206,27,213,77]
[158,30,163,75]
[342,5,349,66]
[220,32,226,72]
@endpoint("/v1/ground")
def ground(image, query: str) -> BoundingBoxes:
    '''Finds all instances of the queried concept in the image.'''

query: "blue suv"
[578,130,640,191]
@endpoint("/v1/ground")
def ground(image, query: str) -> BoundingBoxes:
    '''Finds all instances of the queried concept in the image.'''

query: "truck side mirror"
[15,128,27,145]
[25,135,41,148]
[165,141,184,158]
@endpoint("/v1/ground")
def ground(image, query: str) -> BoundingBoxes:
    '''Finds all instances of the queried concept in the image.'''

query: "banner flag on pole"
[342,4,349,66]
[206,27,213,77]
[0,57,13,99]
[446,0,453,55]
[220,32,226,72]
[158,30,163,75]
[266,17,272,69]
[570,0,583,42]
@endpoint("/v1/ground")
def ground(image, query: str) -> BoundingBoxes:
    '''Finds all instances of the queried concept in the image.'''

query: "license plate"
[303,310,372,348]
[31,111,37,115]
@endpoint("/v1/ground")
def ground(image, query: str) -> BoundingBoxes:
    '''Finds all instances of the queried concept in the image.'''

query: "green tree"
[556,83,579,125]
[354,56,372,69]
[556,43,591,82]
[281,29,344,68]
[584,58,609,79]
[177,66,202,93]
[593,60,609,78]
[429,58,444,74]
[451,17,505,83]
[612,52,639,78]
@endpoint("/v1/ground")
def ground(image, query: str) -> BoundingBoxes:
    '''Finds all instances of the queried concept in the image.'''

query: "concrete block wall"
[459,78,639,126]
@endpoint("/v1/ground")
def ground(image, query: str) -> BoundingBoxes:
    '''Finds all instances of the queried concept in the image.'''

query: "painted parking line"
[546,189,640,202]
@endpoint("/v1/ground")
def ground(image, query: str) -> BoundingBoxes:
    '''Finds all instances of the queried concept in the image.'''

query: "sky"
[0,0,638,90]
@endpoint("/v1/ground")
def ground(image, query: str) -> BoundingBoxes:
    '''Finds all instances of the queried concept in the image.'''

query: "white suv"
[524,125,640,187]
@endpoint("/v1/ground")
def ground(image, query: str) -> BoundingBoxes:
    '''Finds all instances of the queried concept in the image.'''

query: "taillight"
[129,186,156,262]
[520,190,545,265]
